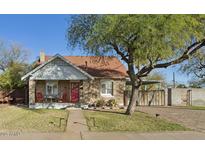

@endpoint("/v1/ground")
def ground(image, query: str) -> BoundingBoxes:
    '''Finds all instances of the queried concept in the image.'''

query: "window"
[101,80,113,96]
[46,81,58,96]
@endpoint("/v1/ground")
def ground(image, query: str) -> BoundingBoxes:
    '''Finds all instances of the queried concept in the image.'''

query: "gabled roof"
[43,55,128,78]
[21,54,94,80]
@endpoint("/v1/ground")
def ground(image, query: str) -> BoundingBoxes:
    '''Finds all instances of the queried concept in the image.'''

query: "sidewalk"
[83,131,205,140]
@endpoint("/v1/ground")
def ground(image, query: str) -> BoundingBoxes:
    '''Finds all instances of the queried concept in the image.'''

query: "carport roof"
[126,80,162,85]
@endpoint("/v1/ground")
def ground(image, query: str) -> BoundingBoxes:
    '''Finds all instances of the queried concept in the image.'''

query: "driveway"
[136,106,205,132]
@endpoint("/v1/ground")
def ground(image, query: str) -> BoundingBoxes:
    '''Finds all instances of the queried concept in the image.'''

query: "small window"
[46,81,58,96]
[101,80,113,96]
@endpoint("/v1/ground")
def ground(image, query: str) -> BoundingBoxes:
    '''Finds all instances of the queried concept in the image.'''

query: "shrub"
[107,99,118,107]
[96,99,106,107]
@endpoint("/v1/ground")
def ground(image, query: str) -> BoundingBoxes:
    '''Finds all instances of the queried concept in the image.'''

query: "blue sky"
[0,14,192,84]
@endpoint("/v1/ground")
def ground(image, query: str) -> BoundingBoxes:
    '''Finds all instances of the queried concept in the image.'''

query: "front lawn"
[180,106,205,110]
[84,110,189,132]
[0,106,69,133]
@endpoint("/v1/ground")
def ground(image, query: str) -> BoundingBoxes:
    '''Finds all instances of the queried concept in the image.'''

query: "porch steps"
[66,107,82,110]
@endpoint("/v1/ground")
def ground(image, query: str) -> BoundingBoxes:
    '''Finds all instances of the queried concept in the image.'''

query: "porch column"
[29,80,36,107]
[79,81,84,103]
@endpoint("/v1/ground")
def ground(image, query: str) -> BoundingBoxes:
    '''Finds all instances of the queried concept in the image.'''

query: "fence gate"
[138,90,165,106]
[123,90,165,106]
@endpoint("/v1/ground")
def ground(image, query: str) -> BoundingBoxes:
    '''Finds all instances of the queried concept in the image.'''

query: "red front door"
[71,82,79,103]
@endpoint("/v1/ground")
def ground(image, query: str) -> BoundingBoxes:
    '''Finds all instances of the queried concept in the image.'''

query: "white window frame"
[46,81,58,96]
[100,80,113,97]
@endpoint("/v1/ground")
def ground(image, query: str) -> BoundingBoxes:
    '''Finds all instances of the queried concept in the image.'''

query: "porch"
[29,80,83,108]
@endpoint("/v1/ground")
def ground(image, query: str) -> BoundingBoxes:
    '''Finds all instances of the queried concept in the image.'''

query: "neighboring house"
[22,52,128,109]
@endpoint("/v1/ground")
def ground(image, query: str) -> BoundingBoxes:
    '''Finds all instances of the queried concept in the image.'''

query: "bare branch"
[193,71,205,78]
[199,60,205,68]
[110,42,129,63]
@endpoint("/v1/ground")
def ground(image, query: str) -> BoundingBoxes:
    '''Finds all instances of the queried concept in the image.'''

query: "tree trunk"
[125,84,139,115]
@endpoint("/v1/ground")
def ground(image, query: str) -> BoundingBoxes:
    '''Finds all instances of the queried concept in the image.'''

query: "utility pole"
[173,72,176,88]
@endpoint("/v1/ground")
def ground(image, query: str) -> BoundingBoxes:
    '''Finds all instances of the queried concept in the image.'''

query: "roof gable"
[21,54,94,80]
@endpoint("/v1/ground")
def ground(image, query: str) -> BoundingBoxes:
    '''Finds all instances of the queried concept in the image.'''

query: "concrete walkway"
[0,109,89,140]
[65,109,88,139]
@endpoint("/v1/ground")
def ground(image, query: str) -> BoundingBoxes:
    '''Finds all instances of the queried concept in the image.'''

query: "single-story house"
[22,52,128,109]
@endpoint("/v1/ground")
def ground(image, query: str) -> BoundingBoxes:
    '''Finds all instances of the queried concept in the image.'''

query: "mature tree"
[0,41,28,72]
[188,80,202,88]
[67,15,205,115]
[176,84,187,88]
[0,63,28,91]
[0,40,29,91]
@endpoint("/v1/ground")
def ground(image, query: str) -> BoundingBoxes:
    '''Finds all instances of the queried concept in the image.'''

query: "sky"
[0,14,192,85]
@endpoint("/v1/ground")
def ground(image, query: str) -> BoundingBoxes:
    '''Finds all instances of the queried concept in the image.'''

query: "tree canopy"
[68,15,204,61]
[67,15,205,114]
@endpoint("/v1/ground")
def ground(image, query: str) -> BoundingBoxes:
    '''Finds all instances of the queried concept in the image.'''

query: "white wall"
[169,88,205,106]
[191,88,205,106]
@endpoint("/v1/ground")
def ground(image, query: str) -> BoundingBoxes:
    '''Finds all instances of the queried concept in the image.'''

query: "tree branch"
[155,39,205,69]
[199,60,205,68]
[110,42,129,63]
[136,38,205,78]
[0,64,5,72]
[193,71,205,78]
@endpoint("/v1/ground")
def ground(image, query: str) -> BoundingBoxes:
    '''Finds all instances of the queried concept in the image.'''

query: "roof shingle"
[44,56,128,78]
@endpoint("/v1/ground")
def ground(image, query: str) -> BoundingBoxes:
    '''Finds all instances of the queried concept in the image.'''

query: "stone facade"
[82,78,126,105]
[28,80,36,106]
[29,79,126,106]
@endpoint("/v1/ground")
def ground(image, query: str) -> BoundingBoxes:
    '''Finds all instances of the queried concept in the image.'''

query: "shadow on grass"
[73,121,88,126]
[9,104,50,114]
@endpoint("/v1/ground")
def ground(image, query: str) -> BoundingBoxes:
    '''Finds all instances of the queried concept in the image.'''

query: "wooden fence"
[124,90,165,106]
[0,88,27,104]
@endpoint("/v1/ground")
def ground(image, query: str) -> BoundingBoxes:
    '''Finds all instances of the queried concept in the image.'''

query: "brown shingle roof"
[44,56,128,78]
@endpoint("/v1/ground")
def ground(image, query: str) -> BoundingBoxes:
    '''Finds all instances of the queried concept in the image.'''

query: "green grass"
[180,106,205,110]
[84,110,189,132]
[0,106,69,133]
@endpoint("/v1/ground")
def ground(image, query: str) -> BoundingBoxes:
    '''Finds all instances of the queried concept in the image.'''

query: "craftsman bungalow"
[22,52,128,109]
